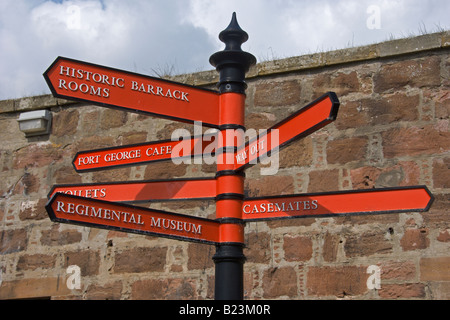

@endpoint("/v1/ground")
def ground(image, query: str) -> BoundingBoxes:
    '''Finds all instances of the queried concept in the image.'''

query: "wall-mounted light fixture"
[18,110,52,137]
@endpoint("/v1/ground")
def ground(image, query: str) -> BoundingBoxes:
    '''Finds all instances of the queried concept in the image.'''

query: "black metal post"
[210,12,256,300]
[213,244,246,300]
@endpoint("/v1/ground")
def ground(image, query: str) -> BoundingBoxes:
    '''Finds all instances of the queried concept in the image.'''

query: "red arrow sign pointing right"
[234,92,340,171]
[242,186,434,221]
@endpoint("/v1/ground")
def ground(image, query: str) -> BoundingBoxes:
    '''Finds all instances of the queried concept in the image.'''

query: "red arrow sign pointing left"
[72,134,217,172]
[46,193,220,244]
[44,56,220,127]
[48,178,216,202]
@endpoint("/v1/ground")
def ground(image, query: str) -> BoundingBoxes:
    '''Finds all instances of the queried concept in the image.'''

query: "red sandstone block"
[307,265,368,297]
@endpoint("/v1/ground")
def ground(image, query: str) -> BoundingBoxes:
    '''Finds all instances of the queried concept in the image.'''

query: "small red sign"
[72,134,216,172]
[234,92,339,171]
[48,178,216,202]
[46,193,220,244]
[44,57,220,127]
[242,186,434,221]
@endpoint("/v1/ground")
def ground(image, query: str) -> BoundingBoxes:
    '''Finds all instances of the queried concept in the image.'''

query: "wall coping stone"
[1,31,448,114]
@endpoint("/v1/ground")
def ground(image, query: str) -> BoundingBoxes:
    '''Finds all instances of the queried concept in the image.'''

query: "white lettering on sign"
[104,149,141,162]
[243,200,319,215]
[235,150,247,163]
[77,155,100,166]
[61,188,107,199]
[235,135,267,163]
[59,78,110,98]
[232,128,279,175]
[250,139,265,155]
[150,217,202,235]
[56,201,144,226]
[145,145,172,157]
[131,81,189,102]
[58,65,126,99]
[59,65,125,87]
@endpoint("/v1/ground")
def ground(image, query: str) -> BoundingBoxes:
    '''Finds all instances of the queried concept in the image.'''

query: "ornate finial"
[210,12,256,93]
[218,12,249,51]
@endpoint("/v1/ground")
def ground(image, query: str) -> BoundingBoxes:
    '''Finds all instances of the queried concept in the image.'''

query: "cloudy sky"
[0,0,448,100]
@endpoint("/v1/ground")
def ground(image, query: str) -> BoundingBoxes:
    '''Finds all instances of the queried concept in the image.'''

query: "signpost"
[44,12,434,301]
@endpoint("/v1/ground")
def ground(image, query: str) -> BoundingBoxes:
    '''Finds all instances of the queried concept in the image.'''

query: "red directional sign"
[44,57,220,127]
[48,178,216,202]
[234,92,339,171]
[242,186,433,221]
[72,134,217,172]
[46,193,220,244]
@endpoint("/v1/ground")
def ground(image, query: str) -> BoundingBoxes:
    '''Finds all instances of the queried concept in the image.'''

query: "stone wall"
[0,31,449,300]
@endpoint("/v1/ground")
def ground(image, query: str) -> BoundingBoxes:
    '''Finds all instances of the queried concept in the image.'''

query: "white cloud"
[0,0,448,100]
[30,1,142,64]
